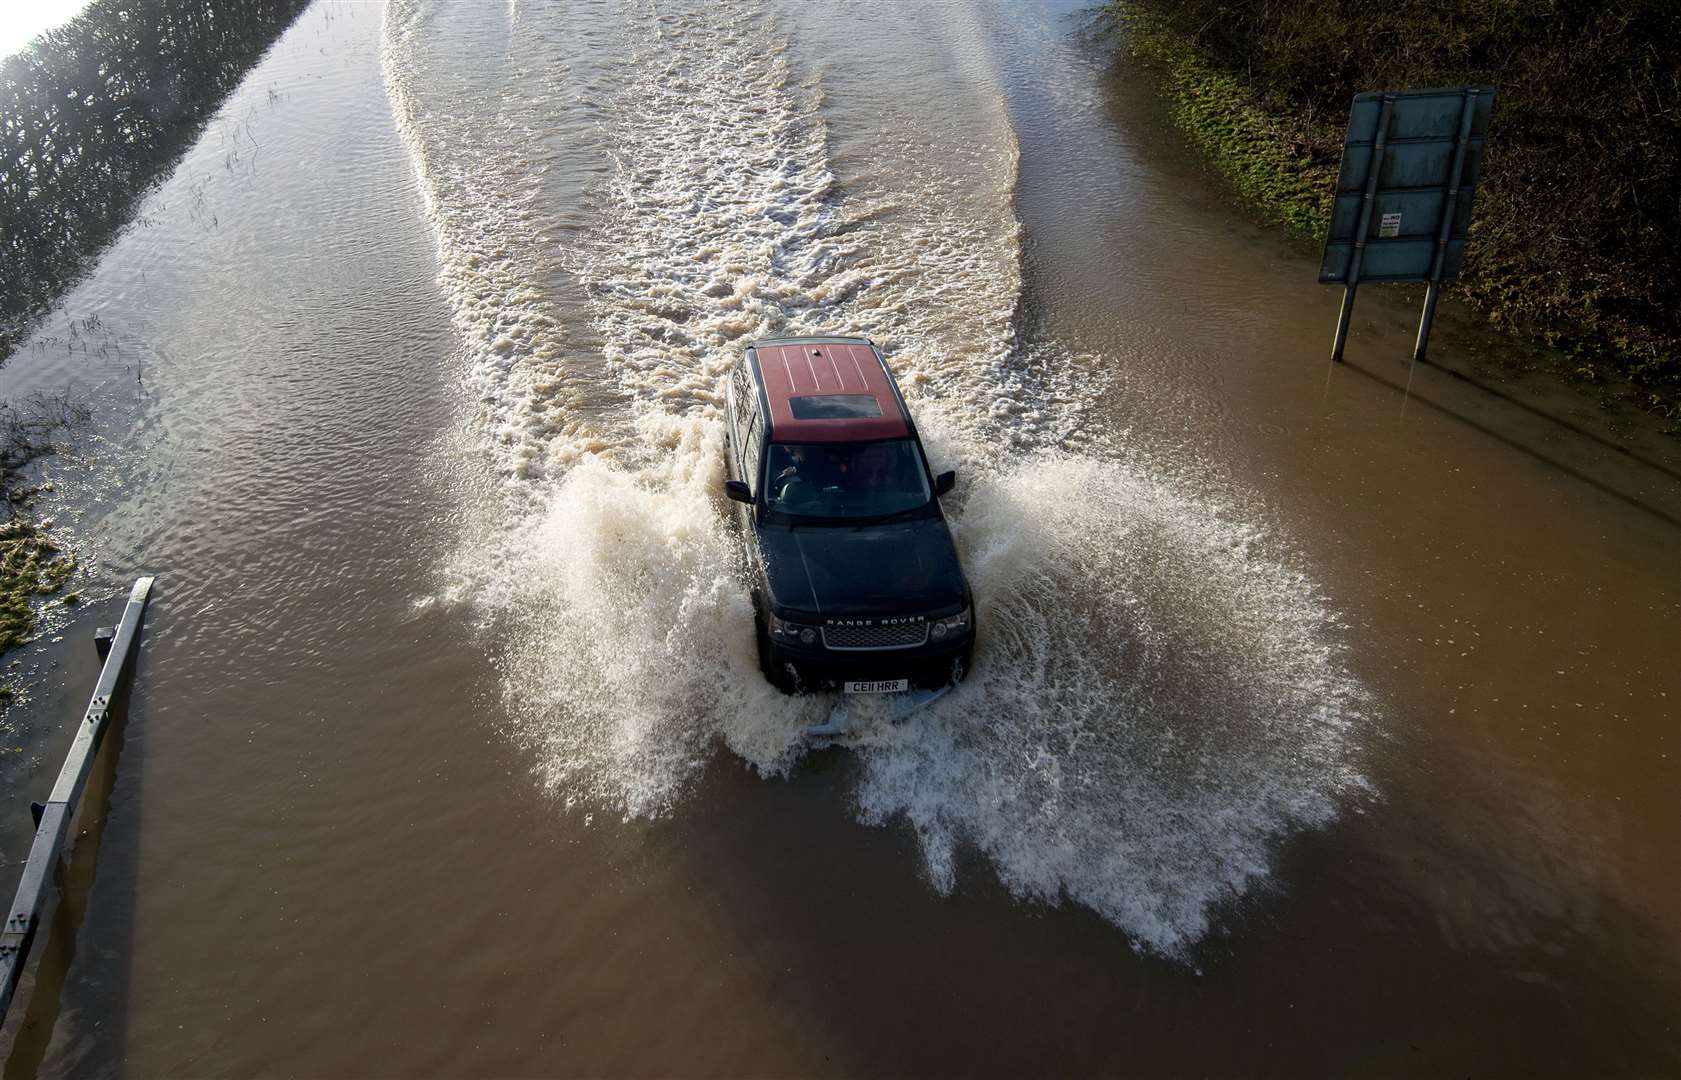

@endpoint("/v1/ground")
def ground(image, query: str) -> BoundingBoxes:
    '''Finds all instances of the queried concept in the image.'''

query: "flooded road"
[2,0,1677,1075]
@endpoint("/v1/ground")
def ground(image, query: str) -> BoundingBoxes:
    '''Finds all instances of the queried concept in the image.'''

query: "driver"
[772,445,808,487]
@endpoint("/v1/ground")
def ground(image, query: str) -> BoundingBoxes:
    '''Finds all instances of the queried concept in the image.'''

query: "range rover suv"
[722,335,975,695]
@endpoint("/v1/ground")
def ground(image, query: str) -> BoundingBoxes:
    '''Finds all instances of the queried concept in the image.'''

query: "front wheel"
[953,637,975,685]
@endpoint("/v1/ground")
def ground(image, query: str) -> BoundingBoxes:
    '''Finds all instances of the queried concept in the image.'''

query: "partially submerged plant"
[0,517,76,652]
[0,392,87,655]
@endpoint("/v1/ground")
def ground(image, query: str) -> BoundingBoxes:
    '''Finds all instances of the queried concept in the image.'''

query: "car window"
[763,439,931,521]
[730,365,751,445]
[788,394,882,419]
[744,409,764,495]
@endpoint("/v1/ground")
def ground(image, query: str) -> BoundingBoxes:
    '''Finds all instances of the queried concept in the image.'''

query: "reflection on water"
[0,0,311,357]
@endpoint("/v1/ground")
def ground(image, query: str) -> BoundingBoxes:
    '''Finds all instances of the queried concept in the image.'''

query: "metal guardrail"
[0,576,153,1027]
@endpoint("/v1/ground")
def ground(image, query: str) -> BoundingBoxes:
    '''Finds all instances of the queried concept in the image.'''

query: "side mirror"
[935,470,957,496]
[724,479,753,504]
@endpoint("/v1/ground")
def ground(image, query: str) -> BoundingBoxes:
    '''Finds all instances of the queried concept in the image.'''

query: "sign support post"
[1412,89,1480,362]
[1331,94,1395,363]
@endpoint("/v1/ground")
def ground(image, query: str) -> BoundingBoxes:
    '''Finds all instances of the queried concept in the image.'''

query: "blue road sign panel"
[1319,87,1496,285]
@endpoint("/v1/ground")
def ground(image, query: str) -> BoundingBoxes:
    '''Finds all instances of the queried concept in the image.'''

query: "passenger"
[814,447,850,491]
[853,443,891,490]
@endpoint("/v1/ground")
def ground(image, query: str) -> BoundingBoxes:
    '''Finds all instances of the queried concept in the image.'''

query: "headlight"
[768,612,821,647]
[931,607,970,640]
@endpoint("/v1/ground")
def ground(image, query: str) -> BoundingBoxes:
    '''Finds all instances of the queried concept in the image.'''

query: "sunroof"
[789,394,882,419]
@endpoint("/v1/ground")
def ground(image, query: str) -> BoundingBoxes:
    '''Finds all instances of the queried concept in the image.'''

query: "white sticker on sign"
[1379,212,1402,238]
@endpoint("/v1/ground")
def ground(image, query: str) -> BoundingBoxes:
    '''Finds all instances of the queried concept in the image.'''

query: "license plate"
[844,678,909,694]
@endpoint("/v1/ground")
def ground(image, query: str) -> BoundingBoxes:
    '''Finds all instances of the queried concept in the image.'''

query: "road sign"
[1322,87,1497,362]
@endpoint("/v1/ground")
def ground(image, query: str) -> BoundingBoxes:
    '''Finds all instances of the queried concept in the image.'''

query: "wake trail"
[383,0,1377,958]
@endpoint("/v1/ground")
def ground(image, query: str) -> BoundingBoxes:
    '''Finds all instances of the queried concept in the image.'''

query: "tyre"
[955,637,975,684]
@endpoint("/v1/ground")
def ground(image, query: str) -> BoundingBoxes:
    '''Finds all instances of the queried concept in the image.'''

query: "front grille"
[821,622,929,651]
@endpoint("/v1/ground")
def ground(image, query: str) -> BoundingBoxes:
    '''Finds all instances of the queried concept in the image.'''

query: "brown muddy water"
[1,1,1677,1076]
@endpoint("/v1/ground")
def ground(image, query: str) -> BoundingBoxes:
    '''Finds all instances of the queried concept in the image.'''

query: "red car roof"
[755,341,910,443]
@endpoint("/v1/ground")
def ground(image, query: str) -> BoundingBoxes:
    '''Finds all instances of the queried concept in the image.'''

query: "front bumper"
[765,631,973,693]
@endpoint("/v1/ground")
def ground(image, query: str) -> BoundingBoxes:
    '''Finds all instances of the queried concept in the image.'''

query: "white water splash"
[473,412,819,817]
[854,444,1372,955]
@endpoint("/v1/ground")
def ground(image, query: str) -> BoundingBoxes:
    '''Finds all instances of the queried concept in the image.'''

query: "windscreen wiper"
[863,503,933,525]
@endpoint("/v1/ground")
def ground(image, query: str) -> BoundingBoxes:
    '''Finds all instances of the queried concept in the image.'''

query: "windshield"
[763,439,932,522]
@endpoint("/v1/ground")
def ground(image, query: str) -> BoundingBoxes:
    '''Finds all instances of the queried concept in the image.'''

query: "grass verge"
[1118,5,1336,240]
